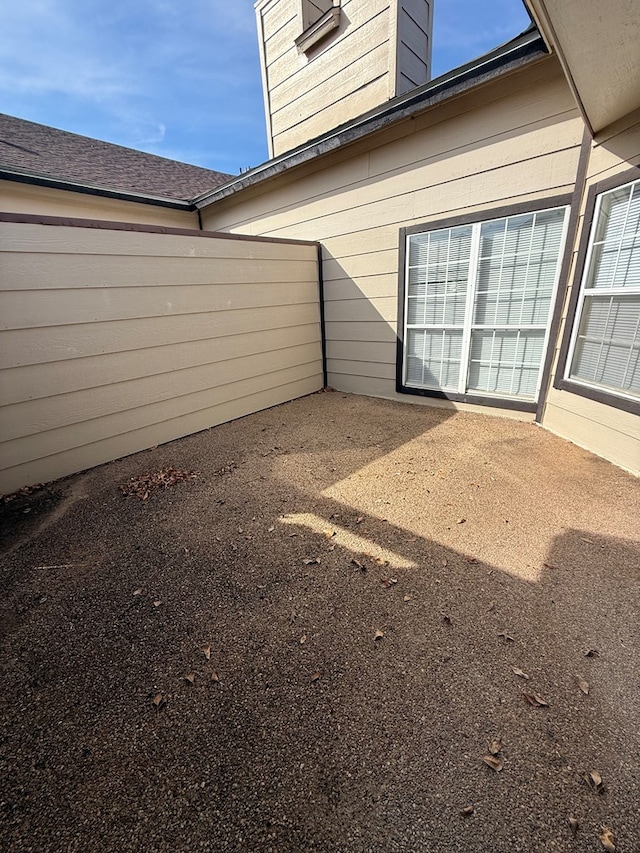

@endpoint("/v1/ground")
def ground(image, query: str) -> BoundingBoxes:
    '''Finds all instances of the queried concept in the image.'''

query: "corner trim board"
[535,125,592,422]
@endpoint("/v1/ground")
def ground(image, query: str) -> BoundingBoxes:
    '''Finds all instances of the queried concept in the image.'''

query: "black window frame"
[396,194,573,413]
[553,164,640,417]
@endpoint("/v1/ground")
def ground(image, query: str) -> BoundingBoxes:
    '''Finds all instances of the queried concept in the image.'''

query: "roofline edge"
[195,27,548,210]
[0,167,196,211]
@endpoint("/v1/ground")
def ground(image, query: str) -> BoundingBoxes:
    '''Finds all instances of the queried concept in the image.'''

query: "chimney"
[255,0,434,157]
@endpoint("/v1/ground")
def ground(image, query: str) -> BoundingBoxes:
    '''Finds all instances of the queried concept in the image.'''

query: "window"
[302,0,335,30]
[564,178,640,404]
[296,0,340,53]
[401,205,569,408]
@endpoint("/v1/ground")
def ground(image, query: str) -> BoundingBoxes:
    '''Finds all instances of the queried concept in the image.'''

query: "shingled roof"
[0,113,233,202]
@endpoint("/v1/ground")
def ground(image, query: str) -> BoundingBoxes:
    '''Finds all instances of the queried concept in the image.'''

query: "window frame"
[554,165,640,417]
[396,195,573,412]
[296,0,341,54]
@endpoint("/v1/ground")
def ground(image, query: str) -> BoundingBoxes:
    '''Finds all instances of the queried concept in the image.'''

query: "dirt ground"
[1,391,639,853]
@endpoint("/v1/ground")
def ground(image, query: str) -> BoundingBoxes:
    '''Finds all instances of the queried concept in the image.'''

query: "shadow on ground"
[1,392,638,853]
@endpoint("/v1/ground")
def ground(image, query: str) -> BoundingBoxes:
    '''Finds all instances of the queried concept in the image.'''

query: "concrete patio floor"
[1,392,639,853]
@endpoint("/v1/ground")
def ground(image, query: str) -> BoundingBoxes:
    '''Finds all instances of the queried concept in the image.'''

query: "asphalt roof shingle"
[0,113,233,202]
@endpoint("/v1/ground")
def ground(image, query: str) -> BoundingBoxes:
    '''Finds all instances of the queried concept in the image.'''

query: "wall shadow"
[1,394,639,851]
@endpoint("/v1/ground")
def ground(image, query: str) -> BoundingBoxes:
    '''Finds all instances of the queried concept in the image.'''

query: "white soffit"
[526,0,640,132]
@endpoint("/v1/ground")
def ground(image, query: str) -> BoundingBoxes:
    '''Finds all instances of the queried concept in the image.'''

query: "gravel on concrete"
[1,391,639,853]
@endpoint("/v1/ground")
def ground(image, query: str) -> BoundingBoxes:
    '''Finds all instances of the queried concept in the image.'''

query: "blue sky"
[0,1,531,176]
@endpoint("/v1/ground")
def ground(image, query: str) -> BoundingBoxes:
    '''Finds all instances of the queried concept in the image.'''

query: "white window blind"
[567,179,640,400]
[404,207,568,402]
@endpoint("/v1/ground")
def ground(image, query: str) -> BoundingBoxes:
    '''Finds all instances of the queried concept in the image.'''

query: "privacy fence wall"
[0,216,323,495]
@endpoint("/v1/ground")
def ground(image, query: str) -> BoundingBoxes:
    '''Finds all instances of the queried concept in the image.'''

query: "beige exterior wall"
[0,221,322,494]
[0,179,198,228]
[201,57,583,421]
[256,0,432,157]
[541,109,640,475]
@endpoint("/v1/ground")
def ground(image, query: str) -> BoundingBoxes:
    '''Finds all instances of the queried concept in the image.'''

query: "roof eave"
[194,26,548,210]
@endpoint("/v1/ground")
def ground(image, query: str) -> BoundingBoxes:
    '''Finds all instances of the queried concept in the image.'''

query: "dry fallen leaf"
[488,737,503,756]
[576,676,590,695]
[152,693,164,707]
[211,670,219,683]
[523,692,549,707]
[356,517,364,524]
[133,588,143,596]
[204,646,211,660]
[351,558,365,569]
[585,648,599,657]
[569,817,579,836]
[457,518,466,524]
[120,467,198,499]
[599,827,615,852]
[374,630,385,641]
[299,634,307,645]
[268,525,275,533]
[303,557,321,565]
[153,600,162,607]
[461,806,474,816]
[482,754,503,772]
[512,667,530,680]
[184,673,195,685]
[310,671,321,682]
[403,595,412,602]
[584,770,605,794]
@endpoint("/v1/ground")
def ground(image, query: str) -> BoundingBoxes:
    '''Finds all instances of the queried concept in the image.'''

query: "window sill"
[554,378,640,416]
[295,8,341,54]
[397,382,538,413]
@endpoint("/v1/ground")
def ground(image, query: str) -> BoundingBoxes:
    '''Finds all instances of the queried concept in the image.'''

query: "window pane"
[570,295,640,395]
[406,329,463,390]
[569,179,640,401]
[467,330,545,399]
[407,226,471,326]
[587,182,640,289]
[474,209,564,327]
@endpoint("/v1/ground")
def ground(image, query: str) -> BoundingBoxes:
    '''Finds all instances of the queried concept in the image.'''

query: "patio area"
[1,392,638,852]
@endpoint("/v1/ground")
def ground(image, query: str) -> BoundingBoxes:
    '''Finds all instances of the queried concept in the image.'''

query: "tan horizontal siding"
[1,280,318,330]
[2,326,321,405]
[2,374,321,496]
[328,340,393,363]
[324,320,397,343]
[543,389,639,475]
[272,59,390,151]
[0,180,199,227]
[203,57,584,429]
[1,304,321,370]
[269,8,390,115]
[264,0,393,154]
[3,349,320,446]
[0,222,322,493]
[327,358,395,380]
[2,225,316,260]
[541,116,640,473]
